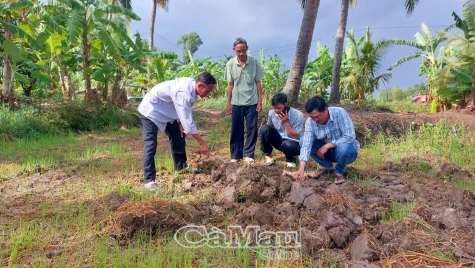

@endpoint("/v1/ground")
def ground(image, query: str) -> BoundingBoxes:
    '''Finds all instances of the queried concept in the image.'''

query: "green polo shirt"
[225,56,263,106]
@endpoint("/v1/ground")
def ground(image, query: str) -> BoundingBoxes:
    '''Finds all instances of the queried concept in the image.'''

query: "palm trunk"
[148,0,158,80]
[3,13,13,102]
[282,0,321,103]
[329,0,350,104]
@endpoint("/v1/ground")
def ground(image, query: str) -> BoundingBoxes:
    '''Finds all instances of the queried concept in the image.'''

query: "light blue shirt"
[299,107,360,162]
[267,107,304,142]
[138,77,199,134]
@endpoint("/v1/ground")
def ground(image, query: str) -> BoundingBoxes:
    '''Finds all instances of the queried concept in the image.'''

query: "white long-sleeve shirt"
[138,77,199,134]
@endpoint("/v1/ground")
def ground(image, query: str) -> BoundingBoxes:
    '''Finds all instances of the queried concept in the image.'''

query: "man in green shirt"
[225,37,263,164]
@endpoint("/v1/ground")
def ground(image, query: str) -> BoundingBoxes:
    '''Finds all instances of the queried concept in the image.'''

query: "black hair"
[196,72,216,85]
[271,93,288,106]
[305,95,327,113]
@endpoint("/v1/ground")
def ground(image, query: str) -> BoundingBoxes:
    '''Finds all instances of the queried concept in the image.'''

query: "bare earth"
[1,106,474,267]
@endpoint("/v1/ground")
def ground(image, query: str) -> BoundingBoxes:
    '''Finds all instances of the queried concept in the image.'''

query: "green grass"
[381,199,417,222]
[362,99,431,113]
[357,120,475,171]
[197,96,228,110]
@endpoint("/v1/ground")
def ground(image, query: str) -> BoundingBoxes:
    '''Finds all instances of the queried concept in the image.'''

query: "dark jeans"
[140,114,187,183]
[260,125,300,162]
[230,104,258,159]
[301,139,358,174]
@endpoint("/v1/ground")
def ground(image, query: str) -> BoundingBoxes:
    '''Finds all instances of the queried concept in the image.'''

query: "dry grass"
[320,189,358,212]
[379,251,475,268]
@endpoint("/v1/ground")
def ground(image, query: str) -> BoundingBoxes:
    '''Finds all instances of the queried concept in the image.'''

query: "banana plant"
[0,0,42,100]
[57,0,141,103]
[91,33,176,106]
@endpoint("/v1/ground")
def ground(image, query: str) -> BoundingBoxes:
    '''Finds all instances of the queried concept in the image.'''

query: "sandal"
[334,173,346,185]
[312,167,335,179]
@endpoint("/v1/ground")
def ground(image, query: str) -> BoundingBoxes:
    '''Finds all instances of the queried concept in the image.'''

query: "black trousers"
[230,104,258,159]
[260,125,300,162]
[140,114,187,183]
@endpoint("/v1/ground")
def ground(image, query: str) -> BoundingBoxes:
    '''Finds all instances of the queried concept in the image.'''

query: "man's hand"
[199,142,210,157]
[227,103,233,115]
[293,168,305,181]
[278,110,289,124]
[179,123,186,139]
[256,102,262,113]
[317,145,329,159]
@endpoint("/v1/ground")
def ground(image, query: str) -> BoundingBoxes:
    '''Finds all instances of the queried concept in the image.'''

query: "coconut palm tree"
[282,0,321,102]
[388,23,452,100]
[341,28,392,101]
[328,0,357,104]
[148,0,169,79]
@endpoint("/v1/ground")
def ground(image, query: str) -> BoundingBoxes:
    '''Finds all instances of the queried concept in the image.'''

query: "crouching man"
[260,93,304,168]
[138,72,216,191]
[293,96,359,185]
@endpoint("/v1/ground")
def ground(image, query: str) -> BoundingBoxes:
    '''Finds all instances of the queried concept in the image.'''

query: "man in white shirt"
[138,72,216,191]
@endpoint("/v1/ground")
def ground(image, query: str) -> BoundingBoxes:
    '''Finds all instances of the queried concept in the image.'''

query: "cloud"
[130,0,464,89]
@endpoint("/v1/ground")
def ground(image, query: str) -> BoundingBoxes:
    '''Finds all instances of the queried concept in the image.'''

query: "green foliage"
[340,29,392,101]
[0,102,140,140]
[363,98,430,113]
[56,102,139,131]
[176,32,203,64]
[0,105,69,139]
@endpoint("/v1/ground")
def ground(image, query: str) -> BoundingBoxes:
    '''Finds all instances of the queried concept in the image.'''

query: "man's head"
[271,93,289,114]
[305,96,329,125]
[195,72,216,98]
[232,37,248,62]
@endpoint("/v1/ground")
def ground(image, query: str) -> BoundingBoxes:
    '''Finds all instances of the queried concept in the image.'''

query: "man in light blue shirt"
[293,96,359,185]
[260,93,304,168]
[138,72,216,191]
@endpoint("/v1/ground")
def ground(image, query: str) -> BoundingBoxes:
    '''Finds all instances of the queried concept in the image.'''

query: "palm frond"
[388,39,425,50]
[405,0,419,14]
[389,53,422,70]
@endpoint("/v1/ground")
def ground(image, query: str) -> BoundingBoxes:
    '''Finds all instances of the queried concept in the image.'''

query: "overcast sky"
[130,0,464,90]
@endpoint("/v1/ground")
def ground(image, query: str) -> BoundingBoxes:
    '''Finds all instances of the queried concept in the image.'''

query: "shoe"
[265,157,276,165]
[179,167,201,174]
[230,159,239,163]
[244,157,255,164]
[286,162,296,168]
[144,181,158,191]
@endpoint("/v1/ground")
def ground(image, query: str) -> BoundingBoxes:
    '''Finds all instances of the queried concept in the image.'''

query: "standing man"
[293,96,359,185]
[260,93,304,168]
[225,37,263,164]
[138,72,216,191]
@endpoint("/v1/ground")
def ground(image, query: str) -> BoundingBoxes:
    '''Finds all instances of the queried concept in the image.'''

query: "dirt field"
[1,106,474,267]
